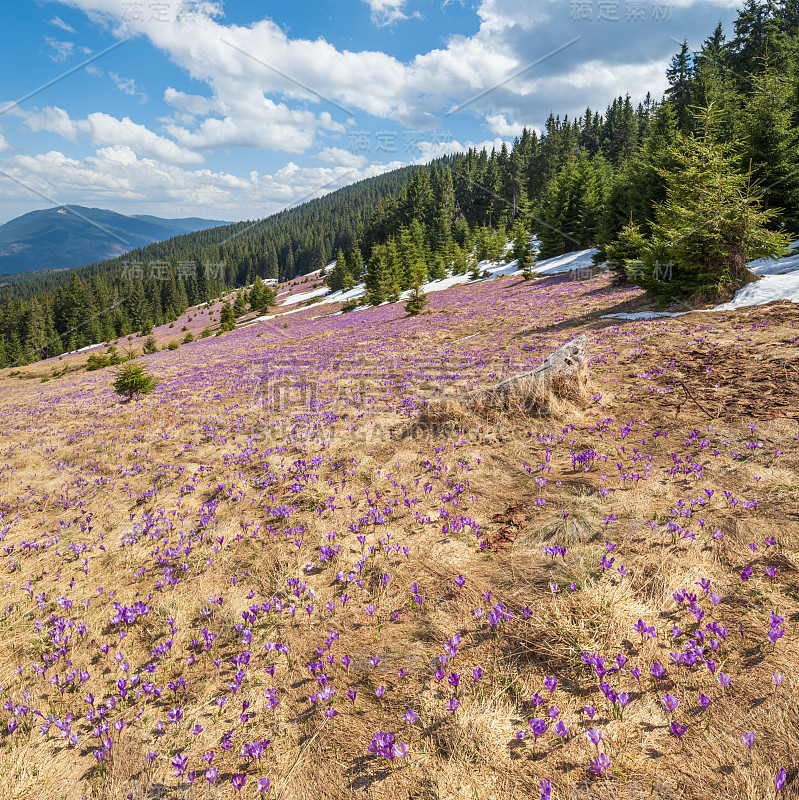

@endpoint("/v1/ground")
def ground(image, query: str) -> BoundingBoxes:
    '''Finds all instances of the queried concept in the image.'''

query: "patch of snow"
[711,271,799,311]
[280,286,330,306]
[602,311,684,320]
[253,304,314,322]
[67,343,101,355]
[323,284,368,303]
[748,248,799,277]
[532,248,601,276]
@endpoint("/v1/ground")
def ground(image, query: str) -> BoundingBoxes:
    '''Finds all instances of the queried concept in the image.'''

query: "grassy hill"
[0,266,795,799]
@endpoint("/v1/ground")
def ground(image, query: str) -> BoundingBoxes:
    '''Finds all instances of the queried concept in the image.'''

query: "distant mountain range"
[0,206,230,274]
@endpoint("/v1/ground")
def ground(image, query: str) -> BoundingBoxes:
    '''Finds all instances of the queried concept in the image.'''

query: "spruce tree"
[143,336,158,355]
[535,154,604,258]
[113,349,157,402]
[326,249,352,292]
[427,253,446,281]
[641,103,792,297]
[387,277,401,303]
[512,219,536,278]
[284,246,295,281]
[219,302,237,332]
[404,267,429,315]
[447,240,468,275]
[738,64,799,232]
[474,226,490,262]
[511,218,532,263]
[519,245,536,280]
[23,297,49,360]
[365,246,388,305]
[487,224,507,262]
[468,251,483,281]
[603,218,648,281]
[345,245,364,282]
[666,41,696,132]
[249,276,265,310]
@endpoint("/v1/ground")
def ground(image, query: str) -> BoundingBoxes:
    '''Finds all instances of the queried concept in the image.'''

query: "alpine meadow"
[0,2,798,800]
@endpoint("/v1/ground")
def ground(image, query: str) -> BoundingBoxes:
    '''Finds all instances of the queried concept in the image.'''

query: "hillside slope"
[0,267,796,800]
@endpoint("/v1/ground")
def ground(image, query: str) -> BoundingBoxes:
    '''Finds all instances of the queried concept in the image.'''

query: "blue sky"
[0,0,742,224]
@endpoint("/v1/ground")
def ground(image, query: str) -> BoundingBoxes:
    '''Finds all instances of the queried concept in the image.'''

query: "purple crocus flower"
[670,721,687,741]
[529,718,548,743]
[766,566,777,582]
[589,752,610,775]
[776,768,786,792]
[586,728,602,749]
[368,730,407,760]
[768,626,785,644]
[171,752,188,777]
[635,618,653,641]
[231,773,246,797]
[662,694,679,713]
[742,731,754,753]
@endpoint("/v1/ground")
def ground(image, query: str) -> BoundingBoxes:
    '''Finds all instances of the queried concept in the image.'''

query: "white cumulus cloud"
[0,146,406,221]
[18,107,203,165]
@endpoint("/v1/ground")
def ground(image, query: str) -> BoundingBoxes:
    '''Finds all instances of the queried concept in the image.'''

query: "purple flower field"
[0,271,796,799]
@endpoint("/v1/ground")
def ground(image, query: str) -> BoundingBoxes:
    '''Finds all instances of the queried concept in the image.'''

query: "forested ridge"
[2,0,799,367]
